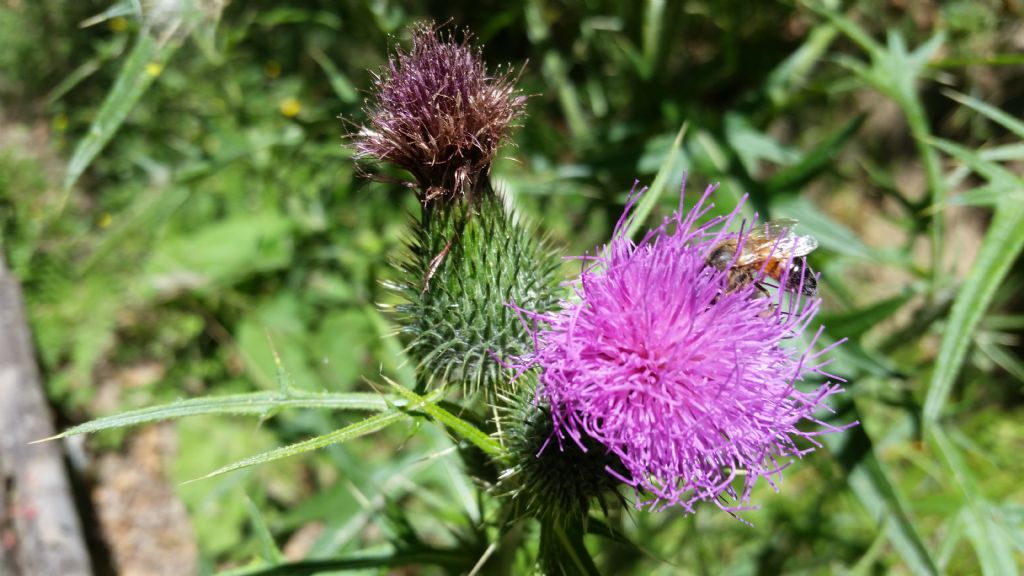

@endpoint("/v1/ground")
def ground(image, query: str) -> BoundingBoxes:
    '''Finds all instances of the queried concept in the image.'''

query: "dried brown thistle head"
[353,23,526,205]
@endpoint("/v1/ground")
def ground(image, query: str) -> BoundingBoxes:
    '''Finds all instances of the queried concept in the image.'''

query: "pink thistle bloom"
[512,178,852,515]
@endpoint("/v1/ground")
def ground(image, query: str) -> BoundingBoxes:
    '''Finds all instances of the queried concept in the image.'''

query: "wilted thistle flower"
[354,24,559,396]
[511,179,850,514]
[354,23,526,204]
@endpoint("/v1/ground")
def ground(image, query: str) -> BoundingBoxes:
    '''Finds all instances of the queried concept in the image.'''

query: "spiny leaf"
[217,549,474,575]
[386,378,506,458]
[35,391,399,442]
[183,390,445,484]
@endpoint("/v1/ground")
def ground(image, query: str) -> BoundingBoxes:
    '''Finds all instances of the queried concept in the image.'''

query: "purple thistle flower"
[511,178,852,515]
[354,23,526,204]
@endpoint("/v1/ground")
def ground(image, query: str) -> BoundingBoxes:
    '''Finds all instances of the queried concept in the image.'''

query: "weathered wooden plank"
[0,255,93,576]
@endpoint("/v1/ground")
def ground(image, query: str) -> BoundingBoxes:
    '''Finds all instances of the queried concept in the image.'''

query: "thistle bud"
[393,186,560,395]
[494,384,623,528]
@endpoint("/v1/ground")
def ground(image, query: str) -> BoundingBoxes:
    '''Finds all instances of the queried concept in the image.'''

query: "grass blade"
[923,200,1024,420]
[641,0,667,79]
[765,114,864,193]
[929,425,1018,575]
[244,495,285,564]
[818,292,913,340]
[832,422,939,576]
[931,138,1020,187]
[309,47,358,104]
[625,122,688,239]
[554,524,601,576]
[61,32,180,203]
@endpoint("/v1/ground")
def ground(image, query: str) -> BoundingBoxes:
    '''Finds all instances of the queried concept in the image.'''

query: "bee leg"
[753,282,778,319]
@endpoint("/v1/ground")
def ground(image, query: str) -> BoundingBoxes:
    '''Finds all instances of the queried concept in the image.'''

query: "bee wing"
[738,219,817,264]
[786,233,819,257]
[746,218,800,242]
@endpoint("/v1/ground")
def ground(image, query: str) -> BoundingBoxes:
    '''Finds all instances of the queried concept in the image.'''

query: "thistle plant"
[355,23,852,571]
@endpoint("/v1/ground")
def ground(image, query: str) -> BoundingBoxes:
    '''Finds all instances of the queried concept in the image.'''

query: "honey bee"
[706,218,818,297]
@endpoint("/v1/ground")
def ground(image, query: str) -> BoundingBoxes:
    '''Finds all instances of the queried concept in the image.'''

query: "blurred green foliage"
[1,0,1022,574]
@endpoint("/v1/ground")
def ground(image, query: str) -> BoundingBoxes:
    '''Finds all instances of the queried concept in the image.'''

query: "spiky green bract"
[392,182,561,397]
[494,383,623,529]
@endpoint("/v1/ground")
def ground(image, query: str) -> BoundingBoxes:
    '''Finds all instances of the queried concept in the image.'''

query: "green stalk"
[900,93,946,292]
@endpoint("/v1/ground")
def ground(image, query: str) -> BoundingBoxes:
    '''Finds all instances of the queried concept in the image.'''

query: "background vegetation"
[1,0,1022,573]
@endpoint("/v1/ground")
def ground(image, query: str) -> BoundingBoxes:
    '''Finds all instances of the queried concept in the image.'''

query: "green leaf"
[943,90,1024,140]
[725,112,800,176]
[995,504,1024,553]
[976,335,1024,383]
[183,392,438,484]
[554,523,601,576]
[947,183,1024,207]
[626,122,688,239]
[772,196,877,261]
[37,390,399,441]
[765,114,865,193]
[831,422,940,576]
[61,32,179,203]
[818,291,914,340]
[217,550,473,575]
[929,425,1018,575]
[804,2,883,58]
[386,379,506,459]
[309,47,358,104]
[931,139,1021,187]
[764,20,838,107]
[144,210,294,295]
[923,201,1024,420]
[244,495,284,564]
